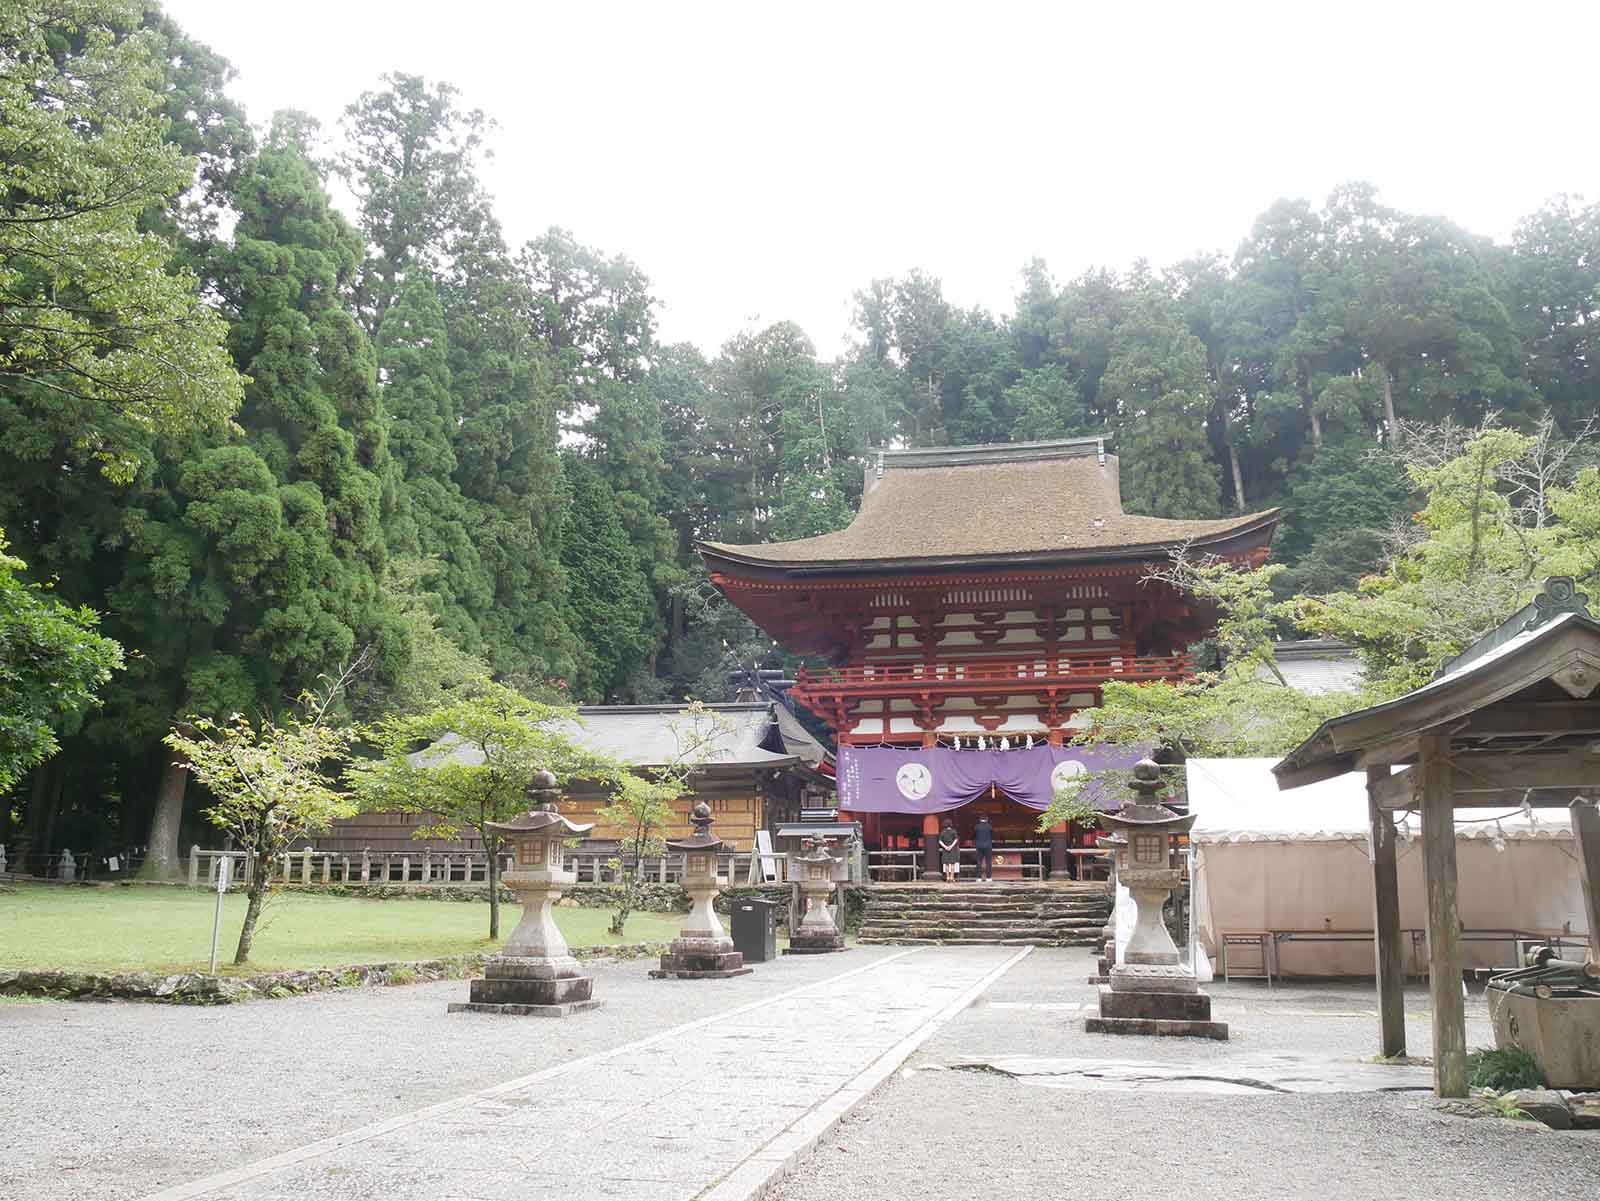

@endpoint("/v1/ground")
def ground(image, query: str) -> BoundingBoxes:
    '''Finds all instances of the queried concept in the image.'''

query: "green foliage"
[349,680,624,937]
[0,531,124,792]
[596,702,732,936]
[166,666,360,964]
[1465,1046,1543,1092]
[0,0,245,477]
[1292,421,1600,696]
[1101,292,1223,518]
[559,457,658,701]
[1065,557,1362,765]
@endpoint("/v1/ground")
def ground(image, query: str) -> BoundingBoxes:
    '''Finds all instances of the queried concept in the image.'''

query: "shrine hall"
[697,437,1280,876]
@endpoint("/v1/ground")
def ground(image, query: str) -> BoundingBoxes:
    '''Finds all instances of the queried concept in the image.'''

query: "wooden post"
[188,846,200,888]
[1572,798,1600,970]
[1367,767,1406,1059]
[320,853,331,884]
[300,847,312,884]
[1418,735,1466,1097]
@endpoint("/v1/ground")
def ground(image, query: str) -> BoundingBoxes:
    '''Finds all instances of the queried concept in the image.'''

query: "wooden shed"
[1273,579,1600,1096]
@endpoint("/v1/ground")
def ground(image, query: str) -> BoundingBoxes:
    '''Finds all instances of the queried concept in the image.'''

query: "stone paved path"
[134,945,1028,1201]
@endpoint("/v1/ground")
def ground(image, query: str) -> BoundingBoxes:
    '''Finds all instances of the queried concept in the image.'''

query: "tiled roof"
[697,439,1276,572]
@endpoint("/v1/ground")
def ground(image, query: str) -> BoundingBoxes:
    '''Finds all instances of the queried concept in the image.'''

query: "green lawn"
[0,884,680,976]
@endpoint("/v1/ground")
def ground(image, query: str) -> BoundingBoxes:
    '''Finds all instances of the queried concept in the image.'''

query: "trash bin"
[731,897,779,963]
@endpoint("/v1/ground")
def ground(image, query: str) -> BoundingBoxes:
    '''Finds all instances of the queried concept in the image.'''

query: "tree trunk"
[1228,442,1247,511]
[140,751,189,879]
[1380,365,1400,446]
[234,858,269,965]
[610,863,635,936]
[487,836,501,940]
[26,757,64,872]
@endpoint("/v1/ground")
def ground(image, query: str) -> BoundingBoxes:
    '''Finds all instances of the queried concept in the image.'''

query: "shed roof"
[1274,605,1600,789]
[697,439,1277,575]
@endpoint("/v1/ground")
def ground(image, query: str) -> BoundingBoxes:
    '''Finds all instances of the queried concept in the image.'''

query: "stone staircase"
[856,882,1112,947]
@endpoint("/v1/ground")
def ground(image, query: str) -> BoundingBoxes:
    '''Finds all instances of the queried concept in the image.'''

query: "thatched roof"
[698,439,1277,575]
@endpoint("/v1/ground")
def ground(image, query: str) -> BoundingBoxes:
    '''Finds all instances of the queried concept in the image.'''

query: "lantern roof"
[484,809,594,837]
[666,800,723,853]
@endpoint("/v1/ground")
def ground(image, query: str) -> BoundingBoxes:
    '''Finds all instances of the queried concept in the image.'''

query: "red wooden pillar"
[921,813,941,880]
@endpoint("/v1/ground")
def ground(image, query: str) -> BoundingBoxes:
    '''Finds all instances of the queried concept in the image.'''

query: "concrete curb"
[697,945,1035,1201]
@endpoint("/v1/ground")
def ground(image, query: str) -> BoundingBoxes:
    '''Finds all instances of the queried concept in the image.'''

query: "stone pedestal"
[1085,759,1226,1040]
[651,802,752,980]
[785,837,846,954]
[450,775,601,1017]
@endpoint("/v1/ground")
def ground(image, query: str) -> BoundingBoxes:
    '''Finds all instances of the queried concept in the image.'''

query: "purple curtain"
[835,744,1148,814]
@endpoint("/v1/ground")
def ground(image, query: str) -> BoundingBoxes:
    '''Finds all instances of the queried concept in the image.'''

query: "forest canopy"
[4,0,1599,863]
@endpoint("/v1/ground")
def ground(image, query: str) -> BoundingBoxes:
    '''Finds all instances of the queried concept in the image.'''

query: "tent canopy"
[1187,758,1572,843]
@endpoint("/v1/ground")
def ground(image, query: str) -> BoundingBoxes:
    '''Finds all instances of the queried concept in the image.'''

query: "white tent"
[1187,758,1584,977]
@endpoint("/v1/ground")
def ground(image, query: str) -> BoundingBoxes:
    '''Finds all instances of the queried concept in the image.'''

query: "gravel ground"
[769,947,1596,1201]
[0,945,905,1201]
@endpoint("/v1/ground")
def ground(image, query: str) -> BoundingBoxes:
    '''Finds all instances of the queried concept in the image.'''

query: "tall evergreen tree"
[1101,292,1224,519]
[558,457,656,700]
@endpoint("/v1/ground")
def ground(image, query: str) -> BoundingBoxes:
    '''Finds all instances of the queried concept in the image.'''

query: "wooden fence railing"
[186,846,793,889]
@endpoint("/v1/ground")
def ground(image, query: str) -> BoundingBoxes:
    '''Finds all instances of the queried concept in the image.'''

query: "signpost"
[208,856,231,975]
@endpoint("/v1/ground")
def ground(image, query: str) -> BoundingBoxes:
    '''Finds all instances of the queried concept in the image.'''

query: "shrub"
[1465,1045,1542,1092]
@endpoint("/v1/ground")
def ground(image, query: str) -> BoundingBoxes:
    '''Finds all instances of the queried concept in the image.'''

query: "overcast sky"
[163,0,1597,357]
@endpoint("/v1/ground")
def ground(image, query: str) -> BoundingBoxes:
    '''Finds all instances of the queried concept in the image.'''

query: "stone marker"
[448,770,601,1017]
[651,801,752,979]
[785,835,845,954]
[1084,759,1227,1040]
[58,848,75,882]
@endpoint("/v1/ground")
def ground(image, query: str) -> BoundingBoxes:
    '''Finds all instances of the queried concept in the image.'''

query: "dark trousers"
[976,848,993,879]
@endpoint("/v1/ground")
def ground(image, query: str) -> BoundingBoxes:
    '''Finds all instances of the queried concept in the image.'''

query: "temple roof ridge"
[697,439,1278,575]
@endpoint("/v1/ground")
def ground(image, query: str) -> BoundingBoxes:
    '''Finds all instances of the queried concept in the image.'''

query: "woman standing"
[938,818,961,883]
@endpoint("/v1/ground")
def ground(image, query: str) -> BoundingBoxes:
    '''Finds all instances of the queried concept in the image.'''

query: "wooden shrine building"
[697,438,1279,873]
[1274,579,1600,1097]
[326,702,829,858]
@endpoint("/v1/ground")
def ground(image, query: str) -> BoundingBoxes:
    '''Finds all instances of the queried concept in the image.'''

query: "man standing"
[974,812,994,882]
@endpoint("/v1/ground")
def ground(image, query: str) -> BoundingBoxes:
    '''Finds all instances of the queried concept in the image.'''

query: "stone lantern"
[786,835,845,954]
[651,801,752,979]
[448,769,601,1017]
[1084,758,1227,1039]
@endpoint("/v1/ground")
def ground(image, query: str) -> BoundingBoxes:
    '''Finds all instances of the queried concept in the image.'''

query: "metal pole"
[209,856,231,974]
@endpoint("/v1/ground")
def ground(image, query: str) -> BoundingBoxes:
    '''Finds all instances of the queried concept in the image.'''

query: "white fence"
[187,846,792,890]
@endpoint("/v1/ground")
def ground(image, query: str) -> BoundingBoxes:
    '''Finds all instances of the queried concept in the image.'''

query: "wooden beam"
[1370,767,1416,810]
[1448,748,1600,793]
[1573,798,1600,972]
[1368,768,1407,1059]
[1353,732,1420,772]
[1460,701,1600,738]
[1420,734,1467,1098]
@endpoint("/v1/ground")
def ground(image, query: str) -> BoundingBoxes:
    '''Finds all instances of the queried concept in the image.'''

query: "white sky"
[163,0,1598,358]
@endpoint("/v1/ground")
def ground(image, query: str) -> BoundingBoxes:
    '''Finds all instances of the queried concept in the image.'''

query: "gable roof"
[697,438,1278,575]
[1274,610,1600,788]
[410,703,805,775]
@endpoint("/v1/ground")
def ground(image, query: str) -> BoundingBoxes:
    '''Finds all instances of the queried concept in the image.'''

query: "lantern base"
[453,954,597,1014]
[651,937,751,979]
[448,999,604,1018]
[785,929,846,954]
[1084,1015,1229,1039]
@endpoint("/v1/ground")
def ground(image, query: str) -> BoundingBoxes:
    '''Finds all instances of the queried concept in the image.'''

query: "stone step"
[863,904,1107,918]
[857,934,1102,947]
[857,927,1107,933]
[870,882,1107,895]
